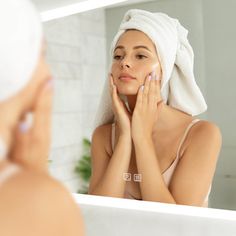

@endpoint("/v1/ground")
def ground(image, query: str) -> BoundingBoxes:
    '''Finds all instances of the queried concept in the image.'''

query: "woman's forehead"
[115,30,156,51]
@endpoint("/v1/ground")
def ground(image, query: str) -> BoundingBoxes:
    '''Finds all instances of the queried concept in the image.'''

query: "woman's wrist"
[119,132,132,141]
[132,134,153,146]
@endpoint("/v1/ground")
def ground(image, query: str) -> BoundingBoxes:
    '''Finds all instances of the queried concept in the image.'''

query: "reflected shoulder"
[187,120,222,153]
[92,123,114,156]
[193,120,222,142]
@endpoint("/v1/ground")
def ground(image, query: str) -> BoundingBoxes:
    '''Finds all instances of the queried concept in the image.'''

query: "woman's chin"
[117,87,139,95]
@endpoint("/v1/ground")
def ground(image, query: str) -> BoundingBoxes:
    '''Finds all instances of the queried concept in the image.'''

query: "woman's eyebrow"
[114,45,124,52]
[133,45,151,52]
[114,45,152,52]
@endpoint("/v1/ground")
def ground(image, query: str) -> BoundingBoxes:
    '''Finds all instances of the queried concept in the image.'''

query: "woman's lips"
[119,76,135,81]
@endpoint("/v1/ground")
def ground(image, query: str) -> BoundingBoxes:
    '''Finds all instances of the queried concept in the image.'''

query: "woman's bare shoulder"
[187,120,222,150]
[192,120,221,139]
[0,169,75,205]
[93,123,113,136]
[92,123,114,155]
[0,170,84,235]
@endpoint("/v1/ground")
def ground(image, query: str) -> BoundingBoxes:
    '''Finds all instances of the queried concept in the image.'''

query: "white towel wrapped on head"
[0,0,42,102]
[0,0,42,160]
[94,9,207,129]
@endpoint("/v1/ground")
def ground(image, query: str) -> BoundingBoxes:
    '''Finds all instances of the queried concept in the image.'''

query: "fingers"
[142,73,151,104]
[150,73,161,106]
[29,79,53,171]
[109,74,127,113]
[141,71,162,106]
[136,85,143,107]
[109,74,120,113]
[9,114,32,165]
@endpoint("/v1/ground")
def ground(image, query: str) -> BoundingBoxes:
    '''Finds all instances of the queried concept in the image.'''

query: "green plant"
[74,138,92,194]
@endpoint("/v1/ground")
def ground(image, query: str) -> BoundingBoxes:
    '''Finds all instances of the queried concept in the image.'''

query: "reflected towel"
[94,9,207,129]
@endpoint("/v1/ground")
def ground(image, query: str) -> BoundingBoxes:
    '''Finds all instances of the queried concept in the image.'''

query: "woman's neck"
[125,94,193,134]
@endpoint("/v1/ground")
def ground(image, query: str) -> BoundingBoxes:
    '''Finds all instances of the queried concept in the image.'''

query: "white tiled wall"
[201,0,236,210]
[43,10,106,192]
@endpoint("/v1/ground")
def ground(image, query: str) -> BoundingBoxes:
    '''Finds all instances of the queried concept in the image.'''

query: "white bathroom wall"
[201,0,236,210]
[43,9,106,192]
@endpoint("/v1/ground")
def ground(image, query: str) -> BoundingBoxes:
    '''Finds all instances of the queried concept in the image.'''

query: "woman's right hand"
[109,74,131,135]
[10,79,53,172]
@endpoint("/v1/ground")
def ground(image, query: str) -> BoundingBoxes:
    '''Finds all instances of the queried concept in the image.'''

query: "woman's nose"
[120,57,131,69]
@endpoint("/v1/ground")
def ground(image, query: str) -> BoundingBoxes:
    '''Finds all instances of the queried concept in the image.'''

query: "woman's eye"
[136,54,147,59]
[113,55,122,60]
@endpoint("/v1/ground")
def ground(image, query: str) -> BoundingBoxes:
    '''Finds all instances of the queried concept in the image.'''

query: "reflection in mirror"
[43,0,236,211]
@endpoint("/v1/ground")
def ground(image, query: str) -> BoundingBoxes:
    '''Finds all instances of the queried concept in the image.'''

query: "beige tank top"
[111,119,211,206]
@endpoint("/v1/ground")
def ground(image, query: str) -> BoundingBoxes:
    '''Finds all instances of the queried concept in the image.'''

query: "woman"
[0,1,85,235]
[88,9,222,207]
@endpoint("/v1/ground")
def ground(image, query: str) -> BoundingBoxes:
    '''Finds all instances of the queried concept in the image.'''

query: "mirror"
[37,0,236,211]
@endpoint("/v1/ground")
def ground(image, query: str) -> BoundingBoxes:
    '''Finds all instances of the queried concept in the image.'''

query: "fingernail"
[151,70,156,79]
[148,75,152,80]
[45,79,54,90]
[141,85,144,91]
[19,112,34,133]
[155,74,160,81]
[0,137,7,159]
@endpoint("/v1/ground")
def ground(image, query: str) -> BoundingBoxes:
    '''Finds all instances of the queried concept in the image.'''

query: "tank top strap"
[176,119,201,160]
[111,123,115,152]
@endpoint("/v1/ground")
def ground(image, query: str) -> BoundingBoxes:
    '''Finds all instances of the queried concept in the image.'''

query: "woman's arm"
[89,75,133,198]
[88,125,132,198]
[131,72,221,206]
[133,136,176,203]
[168,122,221,206]
[133,121,221,206]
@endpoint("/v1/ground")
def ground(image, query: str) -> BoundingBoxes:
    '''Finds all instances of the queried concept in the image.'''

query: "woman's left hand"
[131,71,163,142]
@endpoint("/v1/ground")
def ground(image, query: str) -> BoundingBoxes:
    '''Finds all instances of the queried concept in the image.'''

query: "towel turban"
[93,9,207,129]
[0,0,42,161]
[0,0,42,102]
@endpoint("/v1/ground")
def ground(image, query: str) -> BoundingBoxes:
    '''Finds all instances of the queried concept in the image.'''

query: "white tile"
[81,65,106,95]
[79,18,106,36]
[81,35,106,65]
[49,161,79,181]
[49,144,82,166]
[53,79,82,113]
[44,21,81,46]
[48,61,82,79]
[47,44,83,64]
[51,113,83,148]
[80,9,105,22]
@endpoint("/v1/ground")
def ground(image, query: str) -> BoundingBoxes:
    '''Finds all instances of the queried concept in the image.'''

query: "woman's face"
[111,30,162,95]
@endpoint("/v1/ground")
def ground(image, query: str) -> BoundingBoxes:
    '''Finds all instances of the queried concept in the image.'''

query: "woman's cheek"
[111,63,119,76]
